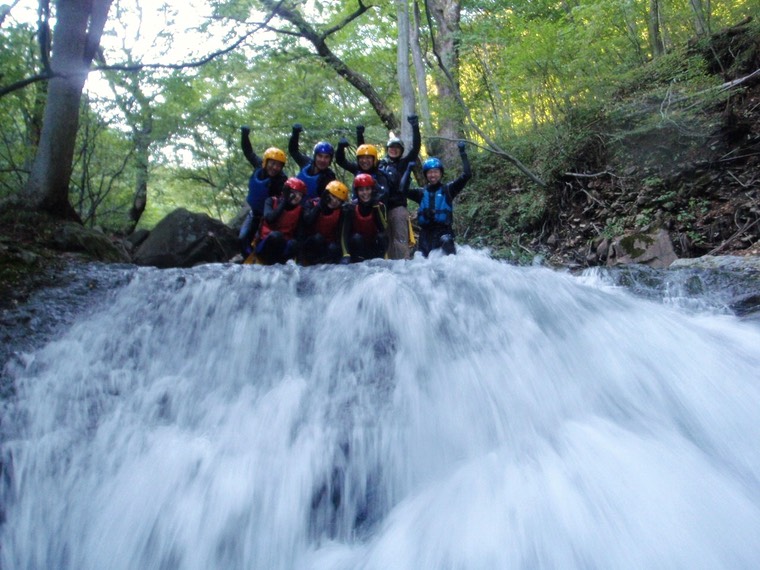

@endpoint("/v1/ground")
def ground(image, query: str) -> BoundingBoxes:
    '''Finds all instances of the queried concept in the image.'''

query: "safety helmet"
[313,141,334,157]
[325,180,349,202]
[386,137,404,151]
[284,177,307,194]
[263,147,287,169]
[353,173,375,189]
[356,144,379,162]
[422,157,444,175]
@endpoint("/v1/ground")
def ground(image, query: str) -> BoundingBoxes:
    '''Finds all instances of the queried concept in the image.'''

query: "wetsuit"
[288,127,336,200]
[340,199,388,263]
[255,194,304,265]
[403,146,471,257]
[239,129,287,255]
[301,196,344,265]
[377,116,421,260]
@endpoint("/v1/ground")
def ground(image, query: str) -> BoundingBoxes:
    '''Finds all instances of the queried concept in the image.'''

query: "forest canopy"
[0,0,757,235]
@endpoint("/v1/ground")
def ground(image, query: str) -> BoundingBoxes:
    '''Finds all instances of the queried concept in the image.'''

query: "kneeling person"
[301,180,349,265]
[340,173,388,263]
[254,177,307,265]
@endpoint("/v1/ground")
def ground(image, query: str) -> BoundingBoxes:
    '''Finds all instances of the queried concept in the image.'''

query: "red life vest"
[259,198,302,241]
[352,204,378,240]
[313,207,342,243]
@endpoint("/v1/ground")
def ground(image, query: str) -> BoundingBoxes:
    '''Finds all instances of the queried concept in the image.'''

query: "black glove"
[407,114,419,127]
[292,123,303,133]
[457,140,467,152]
[338,137,349,147]
[241,125,250,136]
[356,125,365,135]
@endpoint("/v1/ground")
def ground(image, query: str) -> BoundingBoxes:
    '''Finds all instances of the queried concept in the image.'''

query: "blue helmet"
[313,141,334,157]
[422,157,443,175]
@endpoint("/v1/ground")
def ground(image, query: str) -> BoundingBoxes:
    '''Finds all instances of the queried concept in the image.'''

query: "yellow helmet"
[356,144,378,163]
[263,147,287,169]
[325,180,349,202]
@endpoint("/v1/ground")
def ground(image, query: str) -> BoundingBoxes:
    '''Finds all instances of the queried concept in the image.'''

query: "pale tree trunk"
[410,1,433,154]
[425,0,463,162]
[395,0,415,146]
[128,123,152,233]
[648,0,665,57]
[689,0,710,37]
[22,0,113,220]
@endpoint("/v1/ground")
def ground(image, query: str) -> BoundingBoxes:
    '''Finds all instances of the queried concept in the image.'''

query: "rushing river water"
[2,249,760,569]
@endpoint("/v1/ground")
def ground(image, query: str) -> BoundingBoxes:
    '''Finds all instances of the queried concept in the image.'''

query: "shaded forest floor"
[459,18,760,267]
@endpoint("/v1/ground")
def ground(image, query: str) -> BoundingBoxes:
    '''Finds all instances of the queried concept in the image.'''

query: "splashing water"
[2,249,760,569]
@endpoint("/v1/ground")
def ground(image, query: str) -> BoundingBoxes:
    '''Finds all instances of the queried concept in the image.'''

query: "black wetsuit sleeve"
[288,128,311,169]
[356,125,365,147]
[263,196,286,224]
[402,119,422,168]
[302,199,320,227]
[241,130,261,168]
[336,140,359,175]
[400,162,423,204]
[447,150,472,201]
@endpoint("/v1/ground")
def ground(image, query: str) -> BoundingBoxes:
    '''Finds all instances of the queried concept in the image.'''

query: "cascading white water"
[2,249,760,569]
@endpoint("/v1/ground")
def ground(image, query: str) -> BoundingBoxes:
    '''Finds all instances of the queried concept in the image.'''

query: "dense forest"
[0,0,758,268]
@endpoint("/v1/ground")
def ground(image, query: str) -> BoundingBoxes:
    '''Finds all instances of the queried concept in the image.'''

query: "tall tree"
[410,0,433,150]
[424,0,464,161]
[21,0,113,220]
[648,0,666,57]
[395,0,415,146]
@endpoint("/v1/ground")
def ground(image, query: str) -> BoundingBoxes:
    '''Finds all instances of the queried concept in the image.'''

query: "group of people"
[238,115,471,266]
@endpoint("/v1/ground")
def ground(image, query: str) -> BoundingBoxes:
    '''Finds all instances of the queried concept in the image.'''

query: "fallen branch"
[564,171,618,179]
[707,217,760,255]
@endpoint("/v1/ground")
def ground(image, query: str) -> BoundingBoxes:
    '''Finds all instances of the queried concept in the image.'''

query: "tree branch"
[322,0,371,38]
[260,0,398,131]
[1,7,281,98]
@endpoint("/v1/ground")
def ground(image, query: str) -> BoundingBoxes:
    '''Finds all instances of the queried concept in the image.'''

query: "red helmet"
[353,173,375,189]
[285,177,307,194]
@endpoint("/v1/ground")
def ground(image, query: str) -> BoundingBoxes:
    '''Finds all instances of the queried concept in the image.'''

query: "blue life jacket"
[418,187,453,226]
[297,165,321,201]
[247,170,271,214]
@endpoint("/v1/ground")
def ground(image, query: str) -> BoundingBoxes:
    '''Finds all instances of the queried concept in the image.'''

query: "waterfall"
[2,249,760,569]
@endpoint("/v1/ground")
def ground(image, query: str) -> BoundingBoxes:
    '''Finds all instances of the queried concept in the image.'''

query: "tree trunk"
[648,0,665,57]
[425,0,463,162]
[689,0,710,37]
[22,0,113,220]
[410,1,433,154]
[395,0,415,146]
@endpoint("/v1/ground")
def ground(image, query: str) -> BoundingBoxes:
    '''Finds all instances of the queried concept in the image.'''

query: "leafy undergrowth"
[458,18,760,267]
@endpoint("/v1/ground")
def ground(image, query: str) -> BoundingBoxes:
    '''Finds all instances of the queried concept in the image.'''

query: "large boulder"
[133,208,238,268]
[49,222,131,262]
[606,228,678,269]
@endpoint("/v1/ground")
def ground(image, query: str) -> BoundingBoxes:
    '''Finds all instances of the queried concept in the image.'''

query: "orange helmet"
[325,180,349,202]
[356,144,378,164]
[263,147,287,169]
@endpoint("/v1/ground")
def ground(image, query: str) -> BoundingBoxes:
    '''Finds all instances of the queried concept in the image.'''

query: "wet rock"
[48,222,130,263]
[607,229,678,269]
[133,208,238,269]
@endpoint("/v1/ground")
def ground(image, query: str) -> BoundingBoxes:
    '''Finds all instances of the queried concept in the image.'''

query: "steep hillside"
[459,18,760,268]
